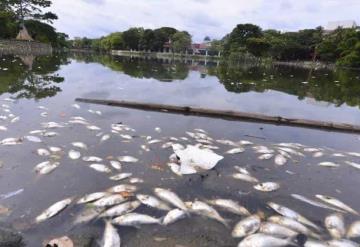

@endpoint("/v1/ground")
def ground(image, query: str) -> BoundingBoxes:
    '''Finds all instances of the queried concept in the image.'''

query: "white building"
[325,20,357,31]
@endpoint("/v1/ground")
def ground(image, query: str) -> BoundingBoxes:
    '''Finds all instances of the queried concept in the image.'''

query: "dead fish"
[154,188,188,212]
[332,153,345,157]
[325,213,346,239]
[112,213,161,226]
[162,208,187,225]
[10,116,19,123]
[93,194,127,207]
[226,147,245,154]
[69,119,88,125]
[254,182,280,192]
[258,153,274,160]
[24,135,42,143]
[71,142,87,150]
[188,200,229,227]
[86,125,101,131]
[100,201,141,218]
[216,139,237,146]
[109,173,132,181]
[313,152,324,158]
[278,147,304,157]
[0,188,24,200]
[291,194,344,212]
[148,139,162,144]
[40,112,48,117]
[207,199,250,216]
[238,140,253,146]
[253,146,274,154]
[155,127,161,133]
[274,154,287,166]
[89,164,111,173]
[238,233,294,247]
[68,150,81,160]
[268,216,320,239]
[77,192,109,204]
[136,194,171,211]
[348,152,360,157]
[73,207,102,225]
[232,173,259,183]
[120,134,132,140]
[35,161,59,175]
[0,137,22,145]
[49,146,62,153]
[42,122,64,129]
[37,106,48,110]
[305,240,329,247]
[29,129,45,135]
[318,162,339,168]
[327,239,358,247]
[129,178,143,184]
[345,161,360,170]
[259,222,298,238]
[347,221,360,238]
[232,214,261,238]
[83,156,103,162]
[304,148,322,152]
[0,126,7,131]
[37,148,50,156]
[36,197,72,223]
[161,142,174,149]
[102,220,121,247]
[117,156,138,163]
[107,184,137,193]
[167,162,182,176]
[267,202,320,231]
[140,145,150,152]
[100,134,110,142]
[234,166,250,175]
[109,160,121,170]
[42,131,59,137]
[316,195,359,215]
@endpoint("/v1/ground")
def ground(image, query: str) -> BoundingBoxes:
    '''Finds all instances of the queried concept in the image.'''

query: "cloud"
[49,0,360,41]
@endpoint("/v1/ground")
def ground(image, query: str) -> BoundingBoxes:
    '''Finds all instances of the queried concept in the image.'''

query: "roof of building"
[326,20,357,30]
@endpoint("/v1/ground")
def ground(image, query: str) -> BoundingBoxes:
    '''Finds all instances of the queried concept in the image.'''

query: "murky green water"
[0,53,360,246]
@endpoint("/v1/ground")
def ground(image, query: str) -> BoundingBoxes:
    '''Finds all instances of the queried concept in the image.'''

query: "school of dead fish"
[0,100,360,247]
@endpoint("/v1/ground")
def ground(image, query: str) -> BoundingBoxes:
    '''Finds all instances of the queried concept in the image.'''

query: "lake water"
[0,53,360,246]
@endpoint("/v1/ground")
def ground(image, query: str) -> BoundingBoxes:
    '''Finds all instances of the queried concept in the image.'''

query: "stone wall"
[0,40,52,56]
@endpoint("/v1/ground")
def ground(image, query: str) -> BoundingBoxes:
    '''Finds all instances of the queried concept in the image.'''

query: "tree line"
[0,0,68,48]
[70,27,192,53]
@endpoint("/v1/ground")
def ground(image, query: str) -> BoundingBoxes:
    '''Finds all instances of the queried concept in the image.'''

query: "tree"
[122,27,144,50]
[152,27,177,51]
[245,37,270,57]
[139,29,156,51]
[0,10,17,39]
[204,36,211,42]
[171,31,192,53]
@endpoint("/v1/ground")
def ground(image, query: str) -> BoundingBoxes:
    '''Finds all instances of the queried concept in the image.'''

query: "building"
[325,20,358,31]
[191,42,212,55]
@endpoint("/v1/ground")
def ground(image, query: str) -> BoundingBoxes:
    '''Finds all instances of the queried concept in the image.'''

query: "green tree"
[152,27,177,51]
[245,37,270,57]
[0,10,17,39]
[171,31,191,53]
[139,29,156,51]
[122,27,144,50]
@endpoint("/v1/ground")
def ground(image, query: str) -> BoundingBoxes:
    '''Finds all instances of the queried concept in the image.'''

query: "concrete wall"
[0,40,52,56]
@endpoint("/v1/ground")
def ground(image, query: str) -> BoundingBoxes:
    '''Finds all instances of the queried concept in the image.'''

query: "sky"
[50,0,360,42]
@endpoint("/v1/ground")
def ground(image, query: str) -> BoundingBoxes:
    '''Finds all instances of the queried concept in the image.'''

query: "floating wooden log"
[75,98,360,133]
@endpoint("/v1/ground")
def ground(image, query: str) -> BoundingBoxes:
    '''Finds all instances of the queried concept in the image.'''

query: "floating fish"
[345,161,360,170]
[102,220,121,247]
[234,166,250,175]
[318,162,339,168]
[117,156,138,163]
[327,239,358,247]
[68,150,81,160]
[109,173,132,181]
[86,125,101,131]
[313,152,324,158]
[148,139,162,144]
[83,156,103,162]
[24,135,42,143]
[188,200,229,227]
[42,122,64,129]
[49,146,62,153]
[232,173,259,183]
[43,131,59,137]
[0,126,7,131]
[155,127,161,133]
[274,154,287,166]
[77,192,109,204]
[72,104,80,109]
[36,198,72,223]
[154,188,188,212]
[162,208,187,225]
[89,164,111,173]
[0,137,22,145]
[109,160,121,170]
[107,184,137,193]
[93,194,127,207]
[37,148,50,156]
[259,222,298,238]
[231,214,261,238]
[129,178,143,184]
[267,202,320,230]
[136,194,171,211]
[167,162,182,176]
[0,188,24,200]
[207,199,250,216]
[35,161,60,175]
[291,194,345,212]
[71,142,87,150]
[316,195,358,215]
[112,213,162,227]
[238,233,293,247]
[100,134,110,143]
[226,147,245,154]
[347,221,360,239]
[254,182,280,192]
[73,207,102,225]
[258,153,274,160]
[120,134,132,140]
[10,116,19,123]
[325,213,346,239]
[100,201,141,218]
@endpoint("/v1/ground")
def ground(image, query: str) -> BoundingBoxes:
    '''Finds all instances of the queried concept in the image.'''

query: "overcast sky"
[50,0,360,42]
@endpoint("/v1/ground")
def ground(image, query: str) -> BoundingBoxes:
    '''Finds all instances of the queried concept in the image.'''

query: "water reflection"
[0,54,68,99]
